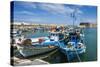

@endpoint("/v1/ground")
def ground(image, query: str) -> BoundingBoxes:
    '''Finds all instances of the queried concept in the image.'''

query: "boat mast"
[71,8,77,29]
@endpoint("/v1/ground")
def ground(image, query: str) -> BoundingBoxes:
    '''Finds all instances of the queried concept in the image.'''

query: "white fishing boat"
[17,44,57,57]
[16,36,58,57]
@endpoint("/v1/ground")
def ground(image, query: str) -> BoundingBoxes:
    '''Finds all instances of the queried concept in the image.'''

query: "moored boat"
[17,44,57,57]
[61,28,86,61]
[16,36,58,57]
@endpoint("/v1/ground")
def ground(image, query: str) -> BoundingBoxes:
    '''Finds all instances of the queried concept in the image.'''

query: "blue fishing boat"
[60,28,86,61]
[59,8,86,61]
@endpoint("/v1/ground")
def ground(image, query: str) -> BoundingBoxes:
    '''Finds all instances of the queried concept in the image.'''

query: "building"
[11,22,60,30]
[79,22,97,28]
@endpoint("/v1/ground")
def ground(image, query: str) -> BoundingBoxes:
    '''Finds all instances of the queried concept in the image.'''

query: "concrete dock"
[11,57,49,66]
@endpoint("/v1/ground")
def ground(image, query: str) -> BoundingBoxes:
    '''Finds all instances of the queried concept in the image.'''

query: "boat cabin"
[68,30,81,44]
[49,32,64,41]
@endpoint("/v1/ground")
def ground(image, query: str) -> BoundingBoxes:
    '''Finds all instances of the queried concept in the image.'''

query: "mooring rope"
[73,47,81,62]
[40,49,58,59]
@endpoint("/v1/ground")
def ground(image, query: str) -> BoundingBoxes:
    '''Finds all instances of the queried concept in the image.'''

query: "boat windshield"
[69,32,80,43]
[50,33,58,36]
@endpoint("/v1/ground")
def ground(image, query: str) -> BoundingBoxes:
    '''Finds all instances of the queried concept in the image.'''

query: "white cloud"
[19,11,34,15]
[14,2,84,23]
[37,3,73,15]
[16,2,83,16]
[14,10,35,16]
[36,3,83,15]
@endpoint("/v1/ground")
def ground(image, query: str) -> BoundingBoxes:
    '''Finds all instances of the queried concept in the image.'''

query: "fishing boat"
[59,8,87,61]
[15,35,58,57]
[60,28,86,61]
[64,29,86,51]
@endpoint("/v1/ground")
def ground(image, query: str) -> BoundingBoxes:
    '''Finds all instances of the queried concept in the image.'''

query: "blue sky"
[11,1,97,25]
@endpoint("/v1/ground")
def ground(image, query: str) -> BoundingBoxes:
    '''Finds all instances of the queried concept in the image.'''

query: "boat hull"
[17,45,57,57]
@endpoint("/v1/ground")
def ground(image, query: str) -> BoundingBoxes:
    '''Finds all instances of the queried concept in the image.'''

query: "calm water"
[17,28,97,63]
[83,28,97,61]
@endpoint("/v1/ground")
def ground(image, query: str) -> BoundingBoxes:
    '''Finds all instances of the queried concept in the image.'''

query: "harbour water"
[83,28,97,61]
[13,28,97,64]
